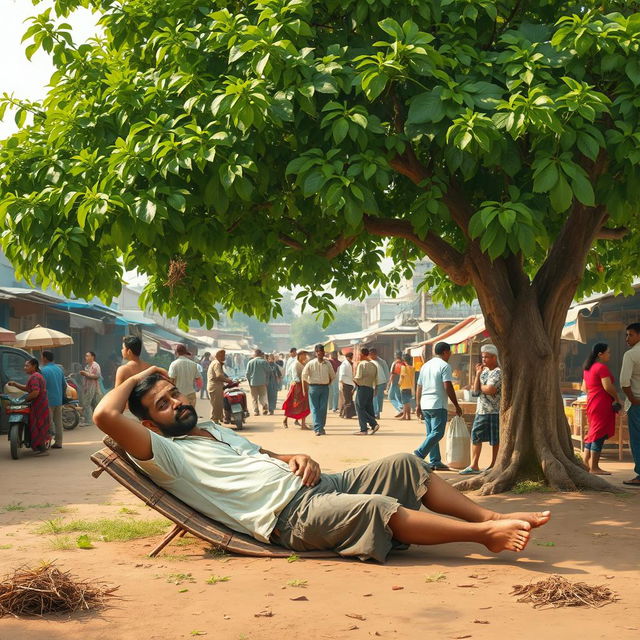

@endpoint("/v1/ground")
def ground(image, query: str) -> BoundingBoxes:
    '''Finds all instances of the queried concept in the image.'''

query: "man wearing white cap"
[460,344,502,475]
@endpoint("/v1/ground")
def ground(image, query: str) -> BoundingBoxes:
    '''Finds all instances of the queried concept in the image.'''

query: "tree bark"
[453,283,615,494]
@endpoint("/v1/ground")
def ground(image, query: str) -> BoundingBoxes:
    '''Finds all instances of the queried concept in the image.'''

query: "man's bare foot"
[492,510,551,529]
[590,468,611,475]
[482,519,531,553]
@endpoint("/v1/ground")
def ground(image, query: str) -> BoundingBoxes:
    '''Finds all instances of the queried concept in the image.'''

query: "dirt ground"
[1,392,639,640]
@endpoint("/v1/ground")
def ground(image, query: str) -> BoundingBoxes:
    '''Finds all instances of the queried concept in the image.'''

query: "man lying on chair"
[93,367,550,563]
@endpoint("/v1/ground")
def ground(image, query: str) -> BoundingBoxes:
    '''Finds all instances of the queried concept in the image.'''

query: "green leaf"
[302,171,326,196]
[167,193,186,212]
[332,119,349,144]
[76,535,94,549]
[570,173,595,207]
[135,199,157,223]
[407,90,445,124]
[626,59,640,87]
[533,163,559,193]
[549,174,573,212]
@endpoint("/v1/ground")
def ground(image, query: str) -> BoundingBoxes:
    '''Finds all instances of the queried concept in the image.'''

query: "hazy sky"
[0,0,96,137]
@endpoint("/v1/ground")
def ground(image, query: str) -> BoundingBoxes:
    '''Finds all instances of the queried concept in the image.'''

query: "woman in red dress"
[582,343,621,475]
[282,350,310,429]
[9,358,51,455]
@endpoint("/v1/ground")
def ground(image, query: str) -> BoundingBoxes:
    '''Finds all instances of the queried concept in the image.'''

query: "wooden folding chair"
[90,437,336,559]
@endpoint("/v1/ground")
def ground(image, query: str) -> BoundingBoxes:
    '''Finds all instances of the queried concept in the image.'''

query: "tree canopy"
[2,0,638,328]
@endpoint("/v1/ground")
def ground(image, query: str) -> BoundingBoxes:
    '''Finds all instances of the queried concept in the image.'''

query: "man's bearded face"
[157,404,198,437]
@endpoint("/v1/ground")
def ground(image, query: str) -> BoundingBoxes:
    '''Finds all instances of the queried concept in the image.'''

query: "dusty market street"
[1,393,639,640]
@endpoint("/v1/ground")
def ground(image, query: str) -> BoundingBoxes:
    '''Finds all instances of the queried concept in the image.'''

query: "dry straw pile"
[512,574,617,609]
[0,563,118,617]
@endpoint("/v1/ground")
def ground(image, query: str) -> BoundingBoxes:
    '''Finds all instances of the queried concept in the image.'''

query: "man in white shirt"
[301,344,336,436]
[168,344,201,407]
[414,341,463,471]
[92,368,550,561]
[620,322,640,486]
[338,351,356,419]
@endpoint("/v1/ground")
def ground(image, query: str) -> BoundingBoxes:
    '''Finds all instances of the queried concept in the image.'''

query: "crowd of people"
[8,322,640,488]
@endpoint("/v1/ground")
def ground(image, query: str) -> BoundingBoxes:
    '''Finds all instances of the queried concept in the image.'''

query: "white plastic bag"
[445,415,470,469]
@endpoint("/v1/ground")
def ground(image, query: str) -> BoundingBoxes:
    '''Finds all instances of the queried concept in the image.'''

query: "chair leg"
[149,524,185,557]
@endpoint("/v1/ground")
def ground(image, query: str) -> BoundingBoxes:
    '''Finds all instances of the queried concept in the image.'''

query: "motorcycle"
[62,375,82,430]
[223,378,249,430]
[0,393,33,459]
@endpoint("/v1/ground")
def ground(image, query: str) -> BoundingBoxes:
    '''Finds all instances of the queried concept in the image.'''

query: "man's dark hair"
[315,344,325,351]
[369,348,378,354]
[434,342,451,355]
[289,347,297,354]
[345,352,353,358]
[176,343,187,355]
[42,350,54,362]
[626,322,640,334]
[395,351,403,358]
[27,357,40,372]
[123,335,142,356]
[403,354,413,364]
[87,351,96,358]
[128,373,165,420]
[360,347,370,356]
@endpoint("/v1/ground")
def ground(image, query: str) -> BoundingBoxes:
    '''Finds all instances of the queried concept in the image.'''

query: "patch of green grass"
[3,502,54,512]
[0,544,13,550]
[119,507,139,515]
[287,554,300,563]
[205,547,228,559]
[55,506,76,514]
[425,572,446,583]
[36,518,169,541]
[167,572,195,585]
[174,536,198,547]
[49,536,75,551]
[535,541,556,547]
[286,579,307,588]
[38,519,65,534]
[511,481,551,494]
[206,574,230,584]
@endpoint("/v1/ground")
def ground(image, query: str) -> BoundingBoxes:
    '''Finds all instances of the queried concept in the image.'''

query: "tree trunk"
[454,286,616,494]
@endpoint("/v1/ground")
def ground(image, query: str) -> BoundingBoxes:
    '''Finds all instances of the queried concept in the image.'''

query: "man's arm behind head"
[93,367,167,460]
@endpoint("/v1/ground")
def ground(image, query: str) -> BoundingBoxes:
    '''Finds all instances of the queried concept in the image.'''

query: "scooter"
[223,379,249,430]
[0,393,32,459]
[62,375,82,430]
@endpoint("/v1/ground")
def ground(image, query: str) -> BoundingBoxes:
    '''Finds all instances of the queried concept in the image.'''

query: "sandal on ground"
[622,476,640,486]
[458,466,481,475]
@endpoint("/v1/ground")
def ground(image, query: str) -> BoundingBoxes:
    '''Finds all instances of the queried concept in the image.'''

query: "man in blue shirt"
[41,350,67,449]
[414,342,463,470]
[245,349,271,415]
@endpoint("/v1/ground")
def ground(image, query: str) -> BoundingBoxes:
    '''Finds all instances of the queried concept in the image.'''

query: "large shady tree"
[2,0,640,492]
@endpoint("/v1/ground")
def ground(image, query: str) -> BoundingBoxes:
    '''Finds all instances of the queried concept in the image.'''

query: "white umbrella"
[14,325,74,349]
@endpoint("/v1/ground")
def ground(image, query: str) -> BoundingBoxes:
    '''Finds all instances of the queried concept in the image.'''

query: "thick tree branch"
[362,215,470,286]
[278,231,357,260]
[534,151,610,338]
[596,226,628,240]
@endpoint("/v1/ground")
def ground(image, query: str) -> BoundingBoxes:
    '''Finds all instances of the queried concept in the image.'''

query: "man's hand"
[475,363,484,375]
[416,406,423,419]
[288,454,321,487]
[455,405,463,417]
[134,365,169,382]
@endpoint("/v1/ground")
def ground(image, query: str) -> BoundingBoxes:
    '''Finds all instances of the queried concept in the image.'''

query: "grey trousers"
[49,406,63,445]
[249,384,268,413]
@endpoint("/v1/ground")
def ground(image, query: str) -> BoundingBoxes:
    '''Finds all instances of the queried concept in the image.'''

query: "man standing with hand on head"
[414,342,463,471]
[459,344,501,475]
